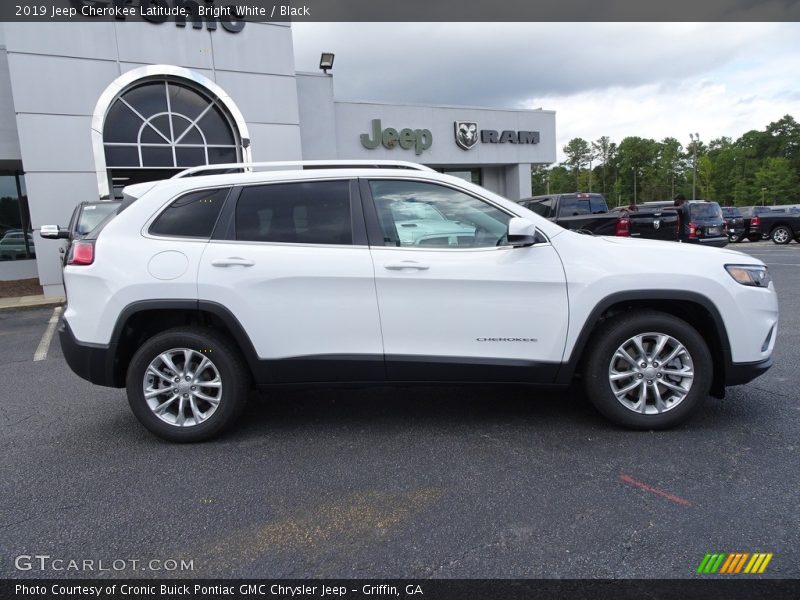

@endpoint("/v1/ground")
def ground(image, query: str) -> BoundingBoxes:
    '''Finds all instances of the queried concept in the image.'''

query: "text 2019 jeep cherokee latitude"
[59,161,778,442]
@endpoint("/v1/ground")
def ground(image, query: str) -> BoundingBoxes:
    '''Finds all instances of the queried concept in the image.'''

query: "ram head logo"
[454,121,479,150]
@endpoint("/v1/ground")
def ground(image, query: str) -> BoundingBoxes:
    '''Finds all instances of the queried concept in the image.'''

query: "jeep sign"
[360,119,433,155]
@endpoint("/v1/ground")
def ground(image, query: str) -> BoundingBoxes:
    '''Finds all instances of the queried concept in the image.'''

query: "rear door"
[363,178,569,382]
[197,178,384,383]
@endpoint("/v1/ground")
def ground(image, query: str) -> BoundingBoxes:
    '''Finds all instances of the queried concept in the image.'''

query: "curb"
[0,296,65,311]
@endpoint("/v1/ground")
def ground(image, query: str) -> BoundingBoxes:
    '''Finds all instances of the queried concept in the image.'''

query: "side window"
[235,180,352,245]
[369,180,510,248]
[149,187,229,238]
[559,195,591,216]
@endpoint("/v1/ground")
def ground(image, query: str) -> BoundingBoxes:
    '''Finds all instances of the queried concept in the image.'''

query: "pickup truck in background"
[721,206,745,243]
[737,206,774,242]
[518,193,679,241]
[748,207,800,244]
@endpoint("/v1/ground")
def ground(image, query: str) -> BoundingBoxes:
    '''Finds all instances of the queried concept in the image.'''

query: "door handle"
[211,257,255,267]
[384,261,430,271]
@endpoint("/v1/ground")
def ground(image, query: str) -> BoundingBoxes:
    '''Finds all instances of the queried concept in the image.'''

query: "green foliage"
[531,115,800,206]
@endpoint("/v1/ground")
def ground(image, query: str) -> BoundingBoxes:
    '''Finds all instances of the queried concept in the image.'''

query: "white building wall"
[0,44,21,164]
[3,21,302,296]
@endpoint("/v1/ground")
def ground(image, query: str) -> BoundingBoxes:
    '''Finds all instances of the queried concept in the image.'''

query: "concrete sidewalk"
[0,294,64,311]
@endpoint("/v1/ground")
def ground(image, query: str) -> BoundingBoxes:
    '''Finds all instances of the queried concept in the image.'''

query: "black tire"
[126,327,250,442]
[771,225,792,245]
[728,232,742,243]
[583,310,712,430]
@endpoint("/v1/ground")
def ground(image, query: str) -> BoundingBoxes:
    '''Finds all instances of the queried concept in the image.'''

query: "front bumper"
[59,317,119,387]
[725,357,773,386]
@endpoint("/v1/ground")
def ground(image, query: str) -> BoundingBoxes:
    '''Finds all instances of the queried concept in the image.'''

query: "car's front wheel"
[126,327,250,442]
[771,226,792,245]
[583,310,712,429]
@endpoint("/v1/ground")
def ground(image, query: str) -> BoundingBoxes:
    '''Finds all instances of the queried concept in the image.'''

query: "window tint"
[235,180,352,245]
[369,180,510,248]
[149,187,228,238]
[525,198,553,217]
[589,195,607,214]
[689,202,723,220]
[558,195,591,216]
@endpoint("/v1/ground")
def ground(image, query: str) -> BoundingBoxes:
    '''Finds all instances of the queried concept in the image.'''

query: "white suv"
[59,161,778,442]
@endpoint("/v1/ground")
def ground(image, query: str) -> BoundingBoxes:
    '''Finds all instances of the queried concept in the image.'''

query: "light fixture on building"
[319,52,335,74]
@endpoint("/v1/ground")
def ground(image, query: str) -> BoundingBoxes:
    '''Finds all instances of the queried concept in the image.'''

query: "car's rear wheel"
[728,232,742,243]
[126,327,249,442]
[583,310,711,429]
[771,226,791,245]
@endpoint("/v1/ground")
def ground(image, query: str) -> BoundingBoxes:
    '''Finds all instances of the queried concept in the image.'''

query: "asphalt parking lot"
[1,241,798,579]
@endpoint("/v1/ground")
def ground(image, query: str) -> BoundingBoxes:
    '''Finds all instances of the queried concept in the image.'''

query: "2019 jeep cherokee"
[59,161,778,442]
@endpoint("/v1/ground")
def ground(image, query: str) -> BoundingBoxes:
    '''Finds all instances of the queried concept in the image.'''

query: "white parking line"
[33,306,62,362]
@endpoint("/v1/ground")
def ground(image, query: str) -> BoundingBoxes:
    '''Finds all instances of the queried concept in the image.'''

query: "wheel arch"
[556,290,731,398]
[109,300,260,387]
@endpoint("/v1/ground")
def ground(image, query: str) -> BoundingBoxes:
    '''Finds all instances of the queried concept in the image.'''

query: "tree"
[562,138,591,190]
[591,136,616,195]
[754,157,798,205]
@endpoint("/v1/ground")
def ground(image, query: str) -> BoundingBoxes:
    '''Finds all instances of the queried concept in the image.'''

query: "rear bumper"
[686,236,729,248]
[725,357,773,386]
[58,317,120,388]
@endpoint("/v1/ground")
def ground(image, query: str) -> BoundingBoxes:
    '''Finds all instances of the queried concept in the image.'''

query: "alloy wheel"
[608,332,694,414]
[142,348,223,427]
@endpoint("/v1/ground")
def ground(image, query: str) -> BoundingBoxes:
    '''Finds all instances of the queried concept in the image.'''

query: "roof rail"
[171,160,435,179]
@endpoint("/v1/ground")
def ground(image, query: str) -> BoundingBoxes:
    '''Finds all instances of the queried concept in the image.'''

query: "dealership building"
[0,18,556,295]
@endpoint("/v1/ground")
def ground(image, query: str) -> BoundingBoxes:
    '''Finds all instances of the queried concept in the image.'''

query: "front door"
[364,178,569,382]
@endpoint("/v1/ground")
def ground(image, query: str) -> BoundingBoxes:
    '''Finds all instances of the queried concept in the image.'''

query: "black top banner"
[1,0,800,23]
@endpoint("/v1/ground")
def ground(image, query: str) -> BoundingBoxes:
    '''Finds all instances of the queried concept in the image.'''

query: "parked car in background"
[41,200,121,265]
[0,231,35,260]
[748,207,800,244]
[678,201,728,247]
[637,200,728,248]
[518,193,679,241]
[738,206,774,242]
[721,206,745,242]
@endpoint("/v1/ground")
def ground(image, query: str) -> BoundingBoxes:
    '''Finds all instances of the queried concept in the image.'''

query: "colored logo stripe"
[697,553,773,574]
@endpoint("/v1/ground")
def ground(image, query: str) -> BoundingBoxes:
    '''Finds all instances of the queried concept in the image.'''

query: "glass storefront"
[0,172,34,261]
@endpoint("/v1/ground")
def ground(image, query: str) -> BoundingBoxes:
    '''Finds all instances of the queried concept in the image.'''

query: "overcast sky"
[292,23,800,162]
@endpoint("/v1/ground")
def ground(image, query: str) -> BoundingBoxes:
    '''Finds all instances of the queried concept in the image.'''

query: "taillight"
[68,240,95,265]
[615,215,630,237]
[688,222,698,239]
[752,215,761,228]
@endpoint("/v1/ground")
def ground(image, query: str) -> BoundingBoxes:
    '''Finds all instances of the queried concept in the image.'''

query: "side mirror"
[40,225,69,240]
[507,217,537,247]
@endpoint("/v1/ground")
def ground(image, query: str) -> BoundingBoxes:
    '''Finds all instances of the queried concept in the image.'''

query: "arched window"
[103,79,241,173]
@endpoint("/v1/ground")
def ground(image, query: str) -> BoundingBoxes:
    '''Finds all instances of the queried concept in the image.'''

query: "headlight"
[725,264,771,288]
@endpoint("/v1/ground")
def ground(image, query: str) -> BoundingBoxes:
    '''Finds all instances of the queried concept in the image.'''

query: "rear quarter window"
[149,188,229,238]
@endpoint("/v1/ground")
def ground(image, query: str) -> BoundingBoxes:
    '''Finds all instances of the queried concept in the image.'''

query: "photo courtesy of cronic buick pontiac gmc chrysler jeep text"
[58,161,778,442]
